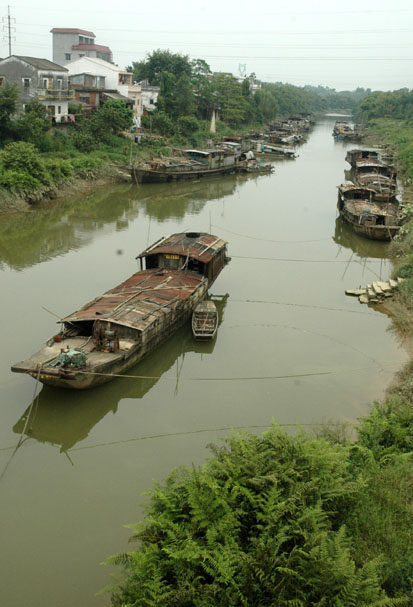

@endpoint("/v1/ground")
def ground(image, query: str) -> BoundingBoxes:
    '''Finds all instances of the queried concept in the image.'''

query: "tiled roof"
[14,56,68,71]
[50,28,95,37]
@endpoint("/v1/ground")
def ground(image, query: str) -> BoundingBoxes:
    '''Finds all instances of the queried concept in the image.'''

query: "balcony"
[36,88,74,100]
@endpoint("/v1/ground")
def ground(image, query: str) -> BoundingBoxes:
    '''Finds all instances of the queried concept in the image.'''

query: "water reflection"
[0,174,262,270]
[13,295,228,452]
[333,217,391,260]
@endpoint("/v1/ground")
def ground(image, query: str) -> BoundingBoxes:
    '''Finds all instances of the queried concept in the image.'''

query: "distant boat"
[130,148,245,184]
[192,300,218,340]
[345,148,380,167]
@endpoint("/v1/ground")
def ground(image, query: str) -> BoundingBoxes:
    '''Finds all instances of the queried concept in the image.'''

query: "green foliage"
[108,425,411,607]
[89,100,133,139]
[43,157,73,180]
[177,116,200,136]
[212,74,249,125]
[356,90,413,123]
[14,98,51,144]
[0,82,19,140]
[144,111,174,136]
[1,141,51,185]
[0,168,41,192]
[357,397,413,459]
[130,49,192,85]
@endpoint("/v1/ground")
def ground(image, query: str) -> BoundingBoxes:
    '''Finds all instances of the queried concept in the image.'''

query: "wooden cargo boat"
[192,300,218,340]
[354,160,397,201]
[11,232,230,390]
[253,141,296,159]
[333,121,363,141]
[337,184,400,241]
[131,148,244,184]
[345,148,380,167]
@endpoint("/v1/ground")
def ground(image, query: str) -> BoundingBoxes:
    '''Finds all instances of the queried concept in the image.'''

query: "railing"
[36,88,74,100]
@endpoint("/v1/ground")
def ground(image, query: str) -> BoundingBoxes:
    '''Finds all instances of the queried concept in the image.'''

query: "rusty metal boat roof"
[63,269,206,332]
[345,200,398,216]
[137,232,227,263]
[338,183,376,194]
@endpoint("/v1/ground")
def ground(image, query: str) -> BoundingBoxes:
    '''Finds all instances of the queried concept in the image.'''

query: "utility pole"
[2,5,15,56]
[7,5,11,56]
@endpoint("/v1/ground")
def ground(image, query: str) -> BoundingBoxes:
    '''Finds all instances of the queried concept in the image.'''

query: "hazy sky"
[1,0,412,91]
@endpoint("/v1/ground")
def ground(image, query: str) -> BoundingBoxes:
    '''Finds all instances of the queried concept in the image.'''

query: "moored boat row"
[336,146,402,241]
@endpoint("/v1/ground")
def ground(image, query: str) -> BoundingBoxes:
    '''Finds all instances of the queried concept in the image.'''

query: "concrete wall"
[53,32,81,65]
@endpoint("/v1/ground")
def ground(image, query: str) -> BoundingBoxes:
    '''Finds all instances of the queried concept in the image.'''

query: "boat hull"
[131,164,244,184]
[338,207,400,241]
[20,281,208,390]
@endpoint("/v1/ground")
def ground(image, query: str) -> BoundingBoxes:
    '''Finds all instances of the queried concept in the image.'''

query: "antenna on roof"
[238,63,246,78]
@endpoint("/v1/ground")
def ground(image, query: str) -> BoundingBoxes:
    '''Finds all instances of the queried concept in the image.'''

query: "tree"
[0,83,19,141]
[130,49,191,85]
[174,74,195,117]
[156,72,177,116]
[89,100,133,139]
[15,99,51,144]
[212,74,249,125]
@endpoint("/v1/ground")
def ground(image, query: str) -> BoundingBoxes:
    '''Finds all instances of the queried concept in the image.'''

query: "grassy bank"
[361,119,413,341]
[0,119,250,214]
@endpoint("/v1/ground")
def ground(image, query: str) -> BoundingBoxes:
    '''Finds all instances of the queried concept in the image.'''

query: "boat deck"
[11,337,135,374]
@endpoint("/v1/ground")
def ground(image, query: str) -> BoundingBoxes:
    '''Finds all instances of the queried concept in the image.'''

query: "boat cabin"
[182,149,237,169]
[355,161,395,179]
[137,232,229,286]
[345,149,379,166]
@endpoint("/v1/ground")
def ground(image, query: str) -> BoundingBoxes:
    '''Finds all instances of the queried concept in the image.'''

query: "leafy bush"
[397,255,413,279]
[177,115,200,136]
[0,169,40,192]
[44,158,73,180]
[357,398,413,458]
[2,141,51,185]
[143,111,175,136]
[69,129,96,152]
[107,426,411,607]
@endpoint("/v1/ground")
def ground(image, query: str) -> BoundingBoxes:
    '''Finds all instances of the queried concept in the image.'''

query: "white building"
[65,56,141,122]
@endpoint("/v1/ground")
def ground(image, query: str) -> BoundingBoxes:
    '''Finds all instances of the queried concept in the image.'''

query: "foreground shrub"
[0,169,40,192]
[1,141,51,185]
[107,426,410,607]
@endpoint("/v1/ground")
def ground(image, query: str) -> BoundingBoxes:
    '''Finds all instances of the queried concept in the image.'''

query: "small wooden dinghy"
[192,300,218,340]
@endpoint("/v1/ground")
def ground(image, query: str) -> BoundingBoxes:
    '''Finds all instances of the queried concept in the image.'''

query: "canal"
[0,116,408,607]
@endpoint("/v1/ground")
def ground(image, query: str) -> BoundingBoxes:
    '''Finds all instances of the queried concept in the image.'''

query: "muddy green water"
[0,117,408,607]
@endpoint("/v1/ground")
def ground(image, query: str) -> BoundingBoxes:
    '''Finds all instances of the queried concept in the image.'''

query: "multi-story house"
[68,72,106,114]
[51,28,112,65]
[0,55,72,120]
[65,56,139,123]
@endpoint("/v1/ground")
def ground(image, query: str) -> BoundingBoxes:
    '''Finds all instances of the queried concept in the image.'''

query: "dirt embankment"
[0,165,131,216]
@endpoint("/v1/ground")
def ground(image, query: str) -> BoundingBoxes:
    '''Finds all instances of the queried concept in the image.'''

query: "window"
[22,77,31,88]
[0,77,4,86]
[58,106,61,114]
[56,78,62,89]
[65,53,71,61]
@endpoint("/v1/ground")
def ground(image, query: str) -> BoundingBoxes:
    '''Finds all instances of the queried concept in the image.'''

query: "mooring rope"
[70,361,400,382]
